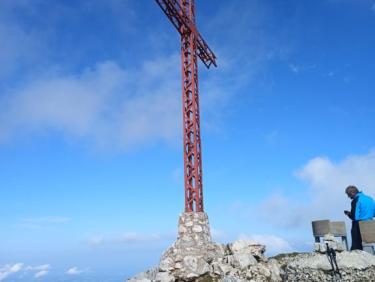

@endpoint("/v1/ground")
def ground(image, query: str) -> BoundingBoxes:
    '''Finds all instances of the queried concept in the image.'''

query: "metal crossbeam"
[155,0,217,68]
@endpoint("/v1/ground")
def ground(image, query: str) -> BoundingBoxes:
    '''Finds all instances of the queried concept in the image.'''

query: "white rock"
[229,239,266,261]
[127,279,151,282]
[327,241,337,250]
[336,242,345,251]
[181,235,190,242]
[338,250,375,269]
[217,261,233,275]
[127,268,158,281]
[199,262,210,275]
[314,243,320,252]
[192,225,203,233]
[211,261,222,275]
[155,272,174,282]
[319,243,327,253]
[178,225,187,233]
[175,255,183,262]
[183,256,198,271]
[159,257,174,272]
[230,240,256,253]
[231,253,257,269]
[287,251,375,271]
[268,259,282,282]
[185,221,193,227]
[245,269,252,279]
[220,275,244,282]
[323,233,335,242]
[257,264,271,277]
[186,272,199,279]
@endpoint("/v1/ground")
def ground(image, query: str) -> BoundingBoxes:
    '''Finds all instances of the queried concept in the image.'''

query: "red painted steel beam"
[154,0,217,68]
[180,0,204,212]
[154,0,216,212]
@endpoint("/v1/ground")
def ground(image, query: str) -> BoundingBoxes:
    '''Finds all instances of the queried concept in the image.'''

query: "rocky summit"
[126,213,375,282]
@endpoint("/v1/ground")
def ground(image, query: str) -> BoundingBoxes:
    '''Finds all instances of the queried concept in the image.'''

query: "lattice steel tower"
[155,0,217,212]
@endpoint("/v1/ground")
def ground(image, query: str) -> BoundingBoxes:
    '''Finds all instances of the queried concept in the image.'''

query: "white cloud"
[26,264,50,272]
[25,264,51,279]
[239,234,294,256]
[66,266,83,275]
[0,263,23,281]
[88,236,104,246]
[34,270,48,278]
[257,193,307,229]
[0,1,296,152]
[296,150,375,192]
[296,150,375,218]
[0,263,51,280]
[257,150,375,229]
[0,57,181,151]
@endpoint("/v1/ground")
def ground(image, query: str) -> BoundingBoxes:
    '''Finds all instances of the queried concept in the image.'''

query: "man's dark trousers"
[351,221,363,250]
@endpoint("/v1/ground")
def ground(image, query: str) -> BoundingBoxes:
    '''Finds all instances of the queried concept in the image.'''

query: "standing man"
[344,185,375,250]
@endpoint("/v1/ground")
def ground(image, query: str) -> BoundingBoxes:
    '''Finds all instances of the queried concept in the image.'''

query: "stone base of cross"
[158,212,223,278]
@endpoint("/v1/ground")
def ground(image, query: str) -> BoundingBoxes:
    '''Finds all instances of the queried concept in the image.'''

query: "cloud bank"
[66,266,83,275]
[0,58,181,151]
[0,263,50,281]
[0,263,23,281]
[258,150,375,229]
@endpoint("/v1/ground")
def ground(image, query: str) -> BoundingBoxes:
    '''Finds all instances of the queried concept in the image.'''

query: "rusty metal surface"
[154,0,216,68]
[154,0,216,212]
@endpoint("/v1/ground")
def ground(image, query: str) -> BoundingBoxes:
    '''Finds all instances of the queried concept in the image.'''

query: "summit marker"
[155,0,217,212]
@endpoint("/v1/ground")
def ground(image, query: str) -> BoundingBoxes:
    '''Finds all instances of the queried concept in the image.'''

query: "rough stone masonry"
[126,213,375,282]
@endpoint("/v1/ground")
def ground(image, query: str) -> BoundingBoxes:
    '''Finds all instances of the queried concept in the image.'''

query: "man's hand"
[344,210,350,216]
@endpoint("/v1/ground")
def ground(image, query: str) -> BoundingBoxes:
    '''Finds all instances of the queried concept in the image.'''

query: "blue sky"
[1,0,375,281]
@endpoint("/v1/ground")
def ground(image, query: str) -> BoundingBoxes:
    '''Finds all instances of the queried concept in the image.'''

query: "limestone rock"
[230,253,257,269]
[219,275,245,282]
[228,239,266,262]
[268,259,282,282]
[126,213,375,282]
[127,279,151,282]
[159,257,174,272]
[314,233,345,254]
[276,251,375,282]
[127,267,158,282]
[155,272,174,282]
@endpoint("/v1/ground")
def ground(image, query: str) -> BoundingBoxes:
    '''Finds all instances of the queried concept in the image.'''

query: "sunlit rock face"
[126,213,375,282]
[275,251,375,282]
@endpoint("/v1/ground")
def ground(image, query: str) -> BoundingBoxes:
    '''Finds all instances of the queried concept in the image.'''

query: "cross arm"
[154,0,217,68]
